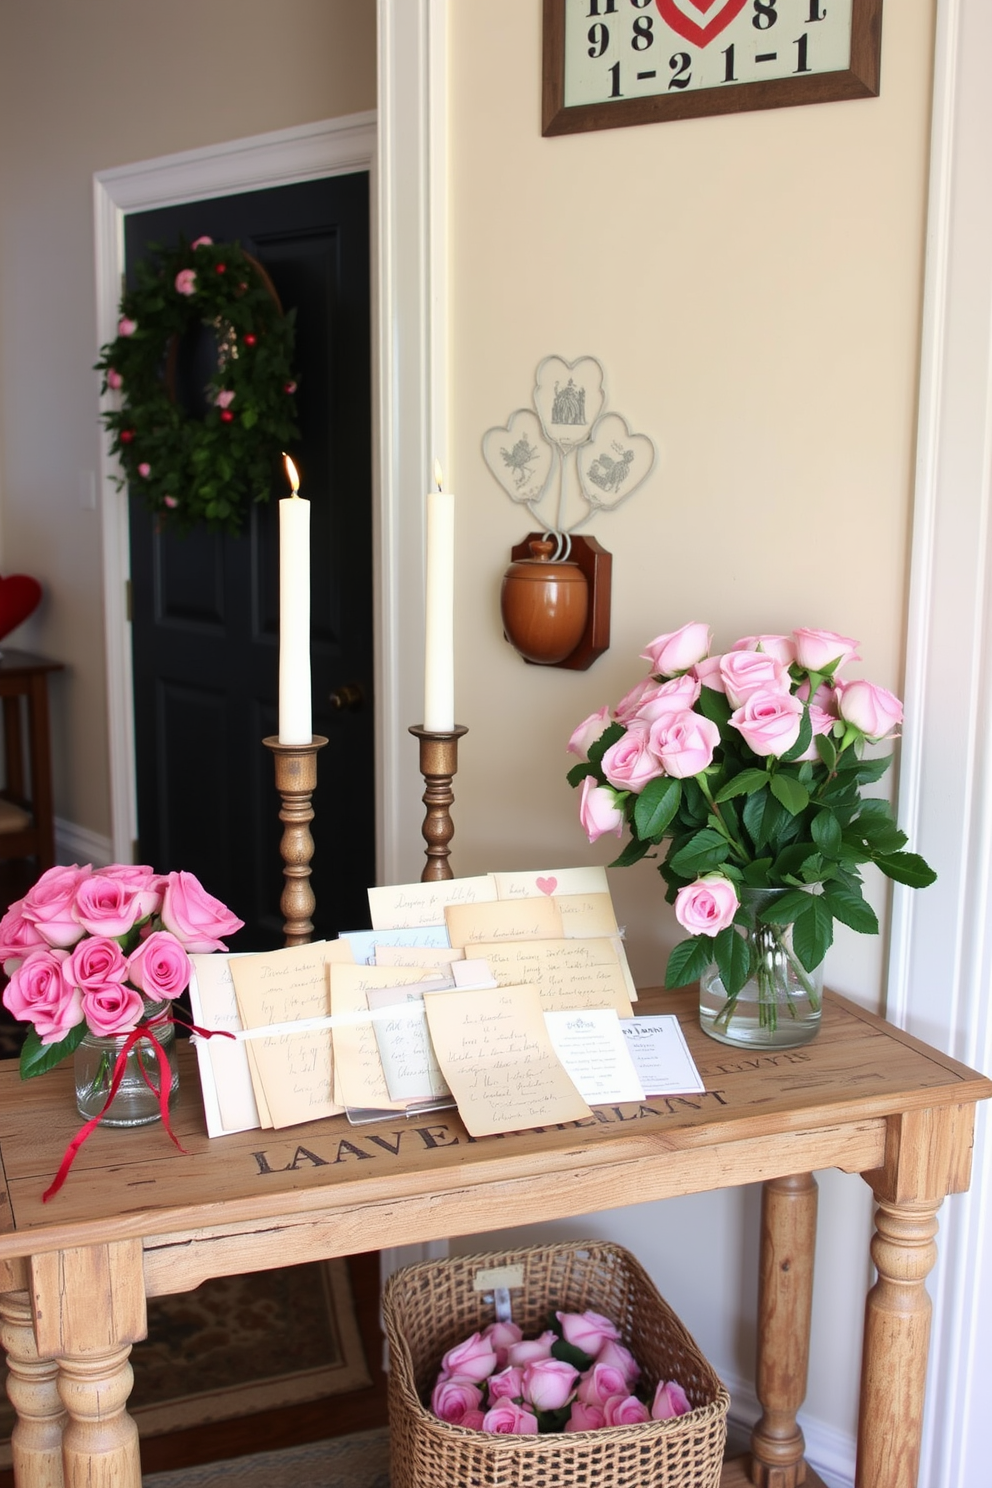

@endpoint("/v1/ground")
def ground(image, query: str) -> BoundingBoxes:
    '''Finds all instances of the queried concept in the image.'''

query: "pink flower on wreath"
[481,1401,539,1435]
[65,935,128,993]
[127,931,192,1003]
[2,948,81,1043]
[160,870,243,953]
[118,317,137,337]
[21,864,92,948]
[191,236,214,249]
[107,368,123,390]
[81,981,145,1038]
[138,462,151,478]
[174,268,197,296]
[214,389,236,409]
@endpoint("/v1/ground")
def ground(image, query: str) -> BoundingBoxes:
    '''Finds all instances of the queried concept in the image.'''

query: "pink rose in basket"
[73,873,146,939]
[21,865,92,948]
[482,1320,523,1368]
[460,1408,486,1430]
[595,1339,642,1383]
[127,931,192,1002]
[481,1401,539,1435]
[576,1362,629,1407]
[431,1377,483,1425]
[564,1401,606,1432]
[81,981,145,1038]
[0,900,47,972]
[66,935,128,992]
[161,870,244,953]
[3,948,81,1043]
[651,1379,691,1420]
[507,1330,557,1367]
[487,1365,525,1403]
[440,1332,498,1384]
[521,1358,579,1412]
[603,1392,650,1427]
[556,1310,621,1357]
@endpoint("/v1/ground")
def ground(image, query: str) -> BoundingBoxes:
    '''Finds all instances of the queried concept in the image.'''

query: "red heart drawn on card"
[656,0,748,47]
[0,575,42,642]
[536,876,558,897]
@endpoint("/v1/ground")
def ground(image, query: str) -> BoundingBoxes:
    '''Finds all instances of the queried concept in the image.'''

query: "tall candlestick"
[424,460,455,732]
[278,454,312,745]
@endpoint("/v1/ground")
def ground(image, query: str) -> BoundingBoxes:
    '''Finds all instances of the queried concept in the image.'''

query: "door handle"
[328,682,365,713]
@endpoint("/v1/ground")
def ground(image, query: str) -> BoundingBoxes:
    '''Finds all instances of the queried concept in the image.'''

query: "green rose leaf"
[668,828,729,877]
[811,809,843,857]
[19,1022,88,1081]
[815,732,838,771]
[634,776,682,841]
[714,769,768,801]
[759,888,819,924]
[791,896,834,971]
[665,935,713,988]
[713,923,752,997]
[822,882,880,935]
[550,1337,595,1372]
[588,722,625,767]
[610,835,653,868]
[566,761,597,789]
[696,687,732,728]
[779,707,813,764]
[769,772,810,816]
[873,851,938,888]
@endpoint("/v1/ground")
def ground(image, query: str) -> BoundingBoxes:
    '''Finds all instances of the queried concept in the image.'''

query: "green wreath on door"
[96,236,299,535]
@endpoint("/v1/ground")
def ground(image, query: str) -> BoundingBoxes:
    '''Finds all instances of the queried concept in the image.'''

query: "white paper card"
[543,1009,645,1105]
[620,1016,705,1095]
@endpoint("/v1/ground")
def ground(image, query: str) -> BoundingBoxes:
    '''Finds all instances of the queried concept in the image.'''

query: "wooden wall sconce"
[501,532,611,670]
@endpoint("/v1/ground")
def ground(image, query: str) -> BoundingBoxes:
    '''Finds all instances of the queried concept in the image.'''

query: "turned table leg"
[856,1196,941,1488]
[0,1289,66,1488]
[750,1172,818,1488]
[57,1347,141,1488]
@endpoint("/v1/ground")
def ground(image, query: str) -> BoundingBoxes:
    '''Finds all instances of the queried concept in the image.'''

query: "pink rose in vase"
[567,705,610,760]
[97,865,165,920]
[578,777,624,845]
[73,874,145,939]
[161,871,243,953]
[127,931,192,1003]
[3,948,81,1043]
[81,982,145,1038]
[648,709,719,779]
[674,875,739,938]
[21,865,92,948]
[792,627,861,673]
[729,690,804,758]
[66,935,128,992]
[641,622,712,677]
[601,726,664,792]
[0,900,47,973]
[835,679,903,741]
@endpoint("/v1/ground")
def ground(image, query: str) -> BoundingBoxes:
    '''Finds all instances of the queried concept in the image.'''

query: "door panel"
[126,175,373,948]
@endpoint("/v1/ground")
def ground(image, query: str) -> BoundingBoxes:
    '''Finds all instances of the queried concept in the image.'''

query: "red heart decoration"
[0,574,42,642]
[656,0,748,47]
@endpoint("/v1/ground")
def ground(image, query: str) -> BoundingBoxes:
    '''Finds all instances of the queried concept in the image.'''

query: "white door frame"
[94,0,448,886]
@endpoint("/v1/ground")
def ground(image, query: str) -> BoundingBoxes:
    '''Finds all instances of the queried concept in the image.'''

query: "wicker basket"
[383,1240,730,1488]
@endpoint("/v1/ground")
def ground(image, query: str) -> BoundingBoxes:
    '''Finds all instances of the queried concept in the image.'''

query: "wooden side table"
[0,650,64,872]
[0,988,989,1488]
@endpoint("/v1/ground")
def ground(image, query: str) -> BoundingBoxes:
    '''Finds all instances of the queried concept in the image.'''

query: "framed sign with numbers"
[542,0,882,135]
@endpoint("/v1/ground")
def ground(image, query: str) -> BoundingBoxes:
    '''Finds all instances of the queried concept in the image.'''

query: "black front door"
[125,174,373,949]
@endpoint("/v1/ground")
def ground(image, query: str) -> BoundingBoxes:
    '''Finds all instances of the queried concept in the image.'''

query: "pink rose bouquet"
[428,1309,692,1434]
[568,625,936,1026]
[1,862,242,1080]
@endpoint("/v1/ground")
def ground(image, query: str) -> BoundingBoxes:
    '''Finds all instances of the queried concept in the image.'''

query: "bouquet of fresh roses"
[0,863,243,1079]
[567,623,936,1002]
[429,1309,690,1434]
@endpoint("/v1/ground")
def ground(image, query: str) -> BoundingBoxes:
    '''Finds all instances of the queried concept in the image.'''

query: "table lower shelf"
[723,1457,826,1487]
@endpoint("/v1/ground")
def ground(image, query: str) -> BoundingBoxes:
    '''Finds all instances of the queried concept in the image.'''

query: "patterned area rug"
[1,1259,370,1466]
[142,1426,391,1487]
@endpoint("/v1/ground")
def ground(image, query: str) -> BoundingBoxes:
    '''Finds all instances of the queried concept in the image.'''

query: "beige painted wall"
[0,0,375,842]
[446,0,936,1458]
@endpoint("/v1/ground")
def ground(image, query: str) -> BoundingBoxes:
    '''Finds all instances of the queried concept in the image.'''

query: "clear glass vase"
[699,888,823,1049]
[74,1001,179,1126]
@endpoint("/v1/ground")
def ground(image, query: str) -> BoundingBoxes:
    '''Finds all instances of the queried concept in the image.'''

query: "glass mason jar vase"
[699,888,823,1050]
[74,1000,179,1126]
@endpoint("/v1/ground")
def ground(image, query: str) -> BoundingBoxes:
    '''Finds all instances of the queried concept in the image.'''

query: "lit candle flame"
[434,459,443,492]
[283,453,300,495]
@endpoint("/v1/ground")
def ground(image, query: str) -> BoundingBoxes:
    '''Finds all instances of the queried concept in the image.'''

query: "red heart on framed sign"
[656,0,748,47]
[0,574,42,642]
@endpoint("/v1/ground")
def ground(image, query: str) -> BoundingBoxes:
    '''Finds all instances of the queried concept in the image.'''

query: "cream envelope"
[329,963,440,1111]
[556,893,620,937]
[491,867,610,900]
[188,953,261,1137]
[444,896,563,949]
[366,984,452,1102]
[374,944,466,969]
[468,937,634,1018]
[368,875,498,930]
[423,984,592,1137]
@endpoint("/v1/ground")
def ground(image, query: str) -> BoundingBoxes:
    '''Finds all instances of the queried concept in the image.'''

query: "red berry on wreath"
[216,263,227,274]
[284,381,297,395]
[220,409,235,423]
[119,429,135,443]
[243,333,257,347]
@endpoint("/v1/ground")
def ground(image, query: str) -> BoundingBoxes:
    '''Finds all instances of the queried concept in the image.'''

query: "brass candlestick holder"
[263,735,328,945]
[409,725,468,882]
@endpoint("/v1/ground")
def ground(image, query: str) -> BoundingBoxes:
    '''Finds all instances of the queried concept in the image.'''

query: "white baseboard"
[54,817,114,868]
[720,1366,855,1488]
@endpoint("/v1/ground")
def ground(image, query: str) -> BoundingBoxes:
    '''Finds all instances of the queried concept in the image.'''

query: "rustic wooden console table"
[1,987,989,1488]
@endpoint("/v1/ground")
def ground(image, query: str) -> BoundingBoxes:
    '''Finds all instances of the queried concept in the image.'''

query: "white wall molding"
[374,0,448,886]
[54,816,114,870]
[93,114,376,864]
[886,1,992,1483]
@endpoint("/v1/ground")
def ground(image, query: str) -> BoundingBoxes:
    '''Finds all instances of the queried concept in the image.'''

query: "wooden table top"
[0,649,64,679]
[2,988,989,1272]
